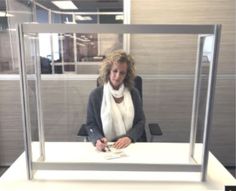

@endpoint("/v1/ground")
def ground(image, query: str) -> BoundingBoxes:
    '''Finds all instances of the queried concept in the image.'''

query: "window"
[35,0,129,74]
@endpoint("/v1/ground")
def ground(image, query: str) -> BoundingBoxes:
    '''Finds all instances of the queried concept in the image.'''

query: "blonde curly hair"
[98,50,136,89]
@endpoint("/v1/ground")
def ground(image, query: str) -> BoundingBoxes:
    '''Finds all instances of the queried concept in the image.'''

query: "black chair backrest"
[78,75,161,141]
[134,75,143,101]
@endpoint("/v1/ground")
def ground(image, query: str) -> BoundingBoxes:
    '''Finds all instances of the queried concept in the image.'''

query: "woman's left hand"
[113,137,131,149]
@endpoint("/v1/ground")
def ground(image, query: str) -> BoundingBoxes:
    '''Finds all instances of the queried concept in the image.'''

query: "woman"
[86,50,146,151]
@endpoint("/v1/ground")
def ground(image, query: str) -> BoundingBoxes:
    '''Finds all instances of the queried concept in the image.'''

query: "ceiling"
[0,0,123,12]
[37,0,123,11]
[0,0,6,11]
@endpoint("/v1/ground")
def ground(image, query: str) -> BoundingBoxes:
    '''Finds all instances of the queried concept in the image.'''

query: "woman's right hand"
[96,137,108,152]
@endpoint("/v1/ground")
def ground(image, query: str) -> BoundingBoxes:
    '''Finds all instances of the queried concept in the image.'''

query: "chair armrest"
[77,124,88,137]
[148,123,163,136]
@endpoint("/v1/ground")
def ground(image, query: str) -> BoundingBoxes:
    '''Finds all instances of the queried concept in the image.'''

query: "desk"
[0,142,235,191]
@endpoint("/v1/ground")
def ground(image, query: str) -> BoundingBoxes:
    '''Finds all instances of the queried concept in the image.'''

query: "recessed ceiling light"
[52,1,78,10]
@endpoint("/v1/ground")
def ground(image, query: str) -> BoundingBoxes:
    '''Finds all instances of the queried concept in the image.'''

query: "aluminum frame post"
[34,34,45,161]
[18,24,33,180]
[189,35,205,159]
[201,25,221,182]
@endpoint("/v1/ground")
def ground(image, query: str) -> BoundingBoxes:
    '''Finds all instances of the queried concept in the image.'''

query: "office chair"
[77,75,163,142]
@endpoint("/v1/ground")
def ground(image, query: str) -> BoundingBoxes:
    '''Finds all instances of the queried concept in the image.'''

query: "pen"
[106,145,111,152]
[100,139,111,152]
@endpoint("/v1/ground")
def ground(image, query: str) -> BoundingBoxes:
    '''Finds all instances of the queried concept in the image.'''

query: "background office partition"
[18,24,221,181]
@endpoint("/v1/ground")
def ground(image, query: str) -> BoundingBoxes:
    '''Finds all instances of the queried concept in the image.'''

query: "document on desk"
[103,145,127,160]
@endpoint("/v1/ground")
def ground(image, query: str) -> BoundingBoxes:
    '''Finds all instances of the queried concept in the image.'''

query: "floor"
[226,167,236,178]
[0,166,9,177]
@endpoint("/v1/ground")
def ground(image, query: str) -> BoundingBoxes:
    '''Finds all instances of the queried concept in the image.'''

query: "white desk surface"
[0,142,235,191]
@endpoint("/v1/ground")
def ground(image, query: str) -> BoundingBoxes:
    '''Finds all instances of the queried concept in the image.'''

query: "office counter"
[0,142,235,191]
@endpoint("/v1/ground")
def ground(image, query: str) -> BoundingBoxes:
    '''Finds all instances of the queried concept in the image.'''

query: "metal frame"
[190,35,205,159]
[18,23,221,181]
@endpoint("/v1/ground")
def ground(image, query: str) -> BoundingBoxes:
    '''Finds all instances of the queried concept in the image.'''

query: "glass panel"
[62,33,74,62]
[35,5,48,23]
[21,29,215,160]
[34,1,125,74]
[77,33,98,62]
[1,0,33,74]
[18,24,222,182]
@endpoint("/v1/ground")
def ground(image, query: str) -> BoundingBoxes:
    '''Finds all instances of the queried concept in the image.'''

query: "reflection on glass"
[76,33,98,62]
[203,36,214,64]
[34,1,124,74]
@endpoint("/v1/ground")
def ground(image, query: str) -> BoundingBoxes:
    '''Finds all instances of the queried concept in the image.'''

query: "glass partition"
[18,24,221,181]
[35,0,127,74]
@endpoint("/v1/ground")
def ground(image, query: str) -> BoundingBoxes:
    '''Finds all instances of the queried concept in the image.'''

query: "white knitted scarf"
[101,82,134,141]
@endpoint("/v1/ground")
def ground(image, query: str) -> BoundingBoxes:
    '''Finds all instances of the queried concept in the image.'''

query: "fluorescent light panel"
[0,11,14,17]
[75,15,92,21]
[52,1,78,10]
[115,15,123,20]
